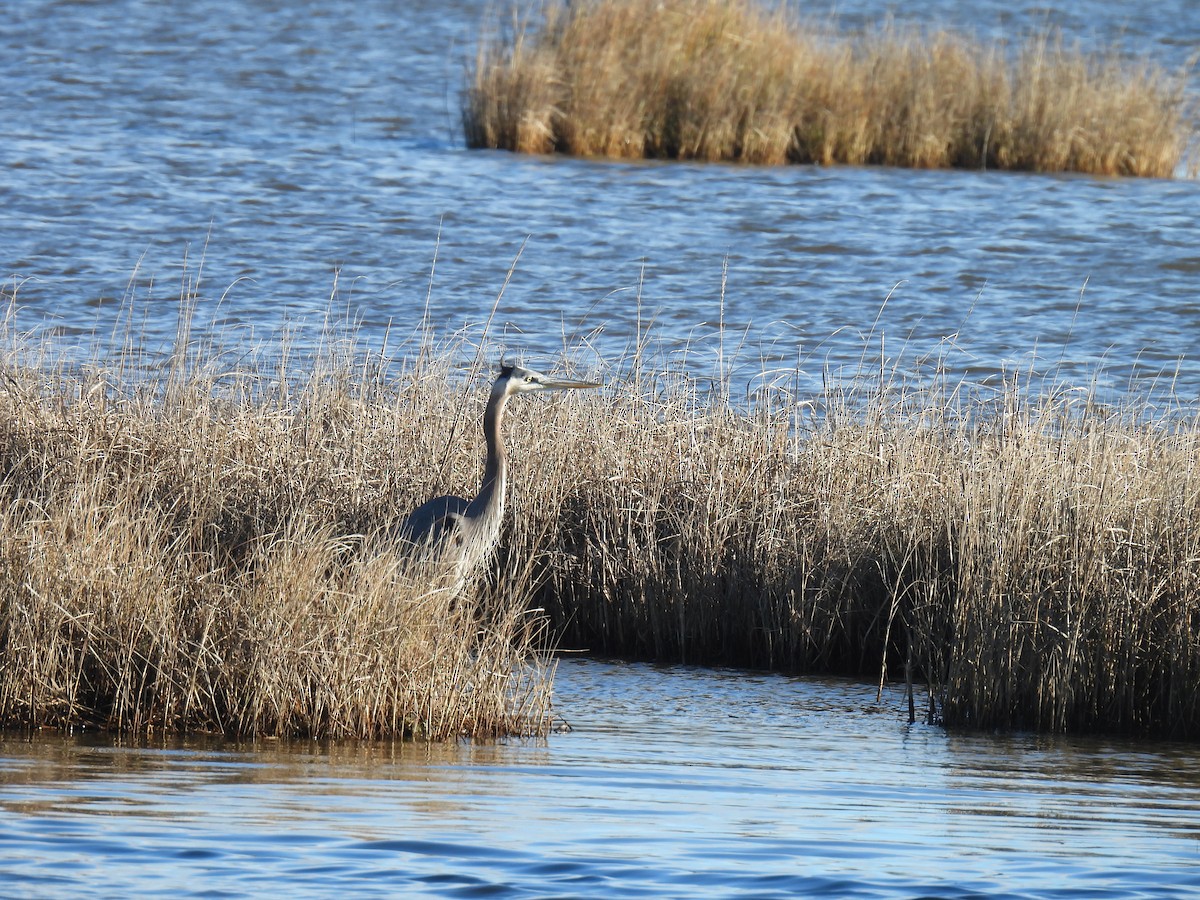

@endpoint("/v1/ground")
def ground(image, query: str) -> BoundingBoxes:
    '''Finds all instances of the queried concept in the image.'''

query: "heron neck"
[469,385,508,520]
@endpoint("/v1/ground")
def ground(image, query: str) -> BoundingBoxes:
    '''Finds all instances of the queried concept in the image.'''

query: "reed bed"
[530,373,1200,737]
[1,310,1199,739]
[464,0,1197,176]
[0,336,555,741]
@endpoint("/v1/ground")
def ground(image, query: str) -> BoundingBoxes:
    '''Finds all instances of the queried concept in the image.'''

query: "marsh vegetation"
[0,323,557,741]
[464,0,1197,176]
[1,297,1198,740]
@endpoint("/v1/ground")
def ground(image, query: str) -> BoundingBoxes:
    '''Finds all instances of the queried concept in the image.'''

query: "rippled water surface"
[2,660,1199,899]
[4,8,1200,893]
[2,0,1199,398]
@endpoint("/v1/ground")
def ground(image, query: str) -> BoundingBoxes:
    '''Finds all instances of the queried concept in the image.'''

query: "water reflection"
[5,659,1196,898]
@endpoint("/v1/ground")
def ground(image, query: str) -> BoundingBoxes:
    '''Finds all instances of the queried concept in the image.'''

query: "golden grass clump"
[2,299,1200,739]
[0,338,555,741]
[464,0,1197,176]
[523,372,1200,737]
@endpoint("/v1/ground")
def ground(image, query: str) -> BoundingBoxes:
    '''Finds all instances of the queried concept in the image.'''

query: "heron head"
[499,363,601,395]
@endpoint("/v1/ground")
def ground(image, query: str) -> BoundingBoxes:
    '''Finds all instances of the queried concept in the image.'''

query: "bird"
[397,362,600,586]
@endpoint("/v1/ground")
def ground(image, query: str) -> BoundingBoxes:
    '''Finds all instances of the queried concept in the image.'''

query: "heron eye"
[525,375,535,383]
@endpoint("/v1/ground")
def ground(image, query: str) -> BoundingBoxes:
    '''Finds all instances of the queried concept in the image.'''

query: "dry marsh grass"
[464,0,1197,176]
[2,306,1199,739]
[528,371,1200,737]
[0,334,556,741]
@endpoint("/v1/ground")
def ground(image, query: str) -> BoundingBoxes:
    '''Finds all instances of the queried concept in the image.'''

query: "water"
[1,0,1199,401]
[2,659,1198,899]
[3,4,1200,896]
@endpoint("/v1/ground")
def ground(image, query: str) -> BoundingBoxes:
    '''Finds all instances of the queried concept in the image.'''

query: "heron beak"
[541,377,602,391]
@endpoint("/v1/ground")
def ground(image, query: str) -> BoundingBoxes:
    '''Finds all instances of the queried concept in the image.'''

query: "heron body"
[398,363,599,585]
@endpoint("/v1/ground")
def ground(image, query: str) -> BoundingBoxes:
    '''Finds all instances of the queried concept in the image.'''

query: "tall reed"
[464,0,1197,176]
[0,323,555,740]
[522,368,1200,737]
[2,299,1198,738]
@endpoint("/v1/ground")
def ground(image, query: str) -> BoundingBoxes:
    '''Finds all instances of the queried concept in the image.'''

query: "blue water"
[1,0,1199,400]
[2,660,1199,899]
[3,2,1200,895]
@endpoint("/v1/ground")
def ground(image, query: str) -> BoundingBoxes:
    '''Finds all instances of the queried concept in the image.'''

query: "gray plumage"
[398,363,599,585]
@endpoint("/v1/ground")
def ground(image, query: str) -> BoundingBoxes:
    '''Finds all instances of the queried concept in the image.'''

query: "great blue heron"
[398,363,600,585]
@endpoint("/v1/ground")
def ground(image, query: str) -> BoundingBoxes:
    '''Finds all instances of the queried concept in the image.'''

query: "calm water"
[2,659,1199,899]
[1,0,1199,400]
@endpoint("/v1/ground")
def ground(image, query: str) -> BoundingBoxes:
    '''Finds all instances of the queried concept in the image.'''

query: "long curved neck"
[467,383,508,521]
